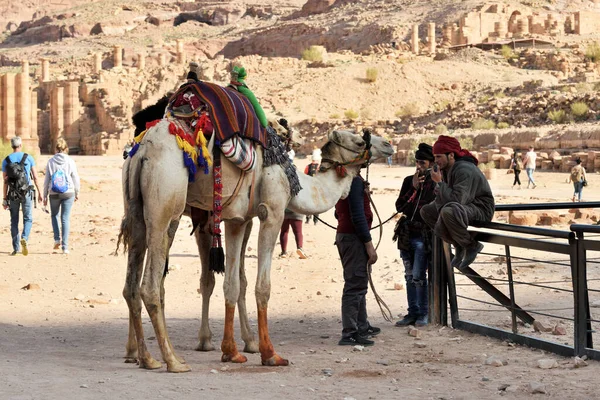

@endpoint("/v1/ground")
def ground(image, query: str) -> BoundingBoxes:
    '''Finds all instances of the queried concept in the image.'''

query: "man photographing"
[420,135,495,270]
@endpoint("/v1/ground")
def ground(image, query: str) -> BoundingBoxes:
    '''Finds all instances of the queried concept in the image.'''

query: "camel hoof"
[123,357,138,364]
[221,352,248,363]
[167,361,192,373]
[261,354,289,366]
[139,357,162,370]
[243,341,259,354]
[195,341,216,352]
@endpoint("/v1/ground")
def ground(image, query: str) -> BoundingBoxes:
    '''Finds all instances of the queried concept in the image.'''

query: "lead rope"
[364,165,394,323]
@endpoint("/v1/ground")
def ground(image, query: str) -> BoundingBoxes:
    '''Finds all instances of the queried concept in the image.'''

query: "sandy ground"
[2,155,600,399]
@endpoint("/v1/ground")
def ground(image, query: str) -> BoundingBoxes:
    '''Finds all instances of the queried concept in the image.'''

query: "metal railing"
[430,201,600,359]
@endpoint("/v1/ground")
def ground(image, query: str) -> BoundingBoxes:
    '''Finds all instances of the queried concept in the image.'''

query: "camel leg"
[141,227,190,373]
[256,203,289,366]
[239,219,259,353]
[159,219,186,365]
[195,228,216,351]
[122,213,162,369]
[220,220,249,363]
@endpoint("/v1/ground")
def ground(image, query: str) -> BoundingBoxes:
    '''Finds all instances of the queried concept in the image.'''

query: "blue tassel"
[128,143,140,158]
[183,152,198,182]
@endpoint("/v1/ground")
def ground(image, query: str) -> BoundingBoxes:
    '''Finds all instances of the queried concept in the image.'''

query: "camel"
[119,119,393,372]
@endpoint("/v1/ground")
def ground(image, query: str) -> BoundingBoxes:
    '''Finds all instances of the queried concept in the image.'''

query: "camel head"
[268,118,304,150]
[320,129,394,172]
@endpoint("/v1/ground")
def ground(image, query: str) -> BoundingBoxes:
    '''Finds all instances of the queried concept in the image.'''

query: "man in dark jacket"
[420,135,495,270]
[335,171,380,346]
[394,143,437,327]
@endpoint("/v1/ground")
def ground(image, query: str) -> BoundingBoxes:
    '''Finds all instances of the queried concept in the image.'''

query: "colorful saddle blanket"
[167,81,267,148]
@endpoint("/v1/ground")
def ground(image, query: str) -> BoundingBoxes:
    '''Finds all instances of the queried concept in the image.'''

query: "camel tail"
[116,149,145,256]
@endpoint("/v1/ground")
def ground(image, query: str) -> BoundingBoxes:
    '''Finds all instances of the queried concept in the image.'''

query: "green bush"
[365,67,378,83]
[434,124,448,135]
[497,122,510,129]
[571,102,589,120]
[471,118,496,130]
[495,91,507,99]
[329,113,340,119]
[301,46,323,62]
[478,94,491,104]
[458,136,474,150]
[501,45,516,60]
[585,42,600,63]
[548,109,568,124]
[344,109,359,120]
[395,103,420,118]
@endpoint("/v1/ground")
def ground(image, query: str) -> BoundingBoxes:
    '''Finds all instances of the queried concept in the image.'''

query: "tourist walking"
[569,158,587,202]
[510,152,523,189]
[43,138,81,254]
[304,148,321,225]
[394,143,436,327]
[523,146,537,189]
[279,209,307,259]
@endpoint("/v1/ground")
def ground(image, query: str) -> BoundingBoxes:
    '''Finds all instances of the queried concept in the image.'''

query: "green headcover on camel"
[229,66,268,128]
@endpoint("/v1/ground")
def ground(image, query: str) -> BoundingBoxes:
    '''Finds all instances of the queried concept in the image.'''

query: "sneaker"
[532,184,537,189]
[459,241,484,270]
[10,251,18,256]
[20,239,28,256]
[296,248,307,259]
[415,315,429,327]
[359,325,381,337]
[395,315,418,327]
[53,241,61,250]
[278,251,288,258]
[338,334,374,346]
[63,249,70,255]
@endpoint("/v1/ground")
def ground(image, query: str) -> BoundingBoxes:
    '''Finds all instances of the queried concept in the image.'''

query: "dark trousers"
[280,219,303,252]
[513,170,521,186]
[335,233,370,338]
[421,201,488,249]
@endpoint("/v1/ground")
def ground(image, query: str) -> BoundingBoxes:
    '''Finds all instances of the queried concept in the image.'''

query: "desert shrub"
[434,124,448,135]
[301,46,323,62]
[471,118,496,130]
[585,42,600,63]
[434,100,450,112]
[478,161,496,171]
[395,103,420,118]
[344,109,359,120]
[478,94,491,104]
[497,122,510,129]
[458,136,473,150]
[495,91,507,99]
[501,45,516,60]
[365,67,378,83]
[548,109,568,124]
[571,102,589,120]
[575,82,590,93]
[329,113,340,119]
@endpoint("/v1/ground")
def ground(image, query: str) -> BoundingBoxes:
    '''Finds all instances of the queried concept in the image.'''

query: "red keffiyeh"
[432,135,478,165]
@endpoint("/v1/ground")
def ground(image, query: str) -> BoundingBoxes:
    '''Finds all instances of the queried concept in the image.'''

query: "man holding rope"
[334,167,380,346]
[421,135,495,270]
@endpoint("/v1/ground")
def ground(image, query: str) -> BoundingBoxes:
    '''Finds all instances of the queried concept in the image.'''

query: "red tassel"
[336,165,347,178]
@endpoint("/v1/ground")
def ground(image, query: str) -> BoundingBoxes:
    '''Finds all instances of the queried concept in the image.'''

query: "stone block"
[509,211,539,226]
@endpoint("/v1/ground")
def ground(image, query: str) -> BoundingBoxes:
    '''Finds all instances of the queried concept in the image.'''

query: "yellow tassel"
[134,129,148,144]
[195,127,213,166]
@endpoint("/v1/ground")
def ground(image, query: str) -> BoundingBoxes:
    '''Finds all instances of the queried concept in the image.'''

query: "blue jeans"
[400,235,429,317]
[50,195,75,250]
[9,192,33,252]
[526,168,535,186]
[573,180,583,201]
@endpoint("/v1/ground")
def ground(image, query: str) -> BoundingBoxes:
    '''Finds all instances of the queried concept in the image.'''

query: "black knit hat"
[415,143,434,161]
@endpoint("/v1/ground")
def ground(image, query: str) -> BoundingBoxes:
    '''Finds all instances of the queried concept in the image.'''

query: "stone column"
[158,53,166,66]
[442,24,452,46]
[93,52,102,74]
[137,53,145,70]
[428,22,436,54]
[495,21,507,38]
[1,73,16,141]
[411,24,419,55]
[176,39,185,64]
[15,61,31,140]
[41,58,50,82]
[113,45,122,68]
[30,90,38,143]
[50,86,64,150]
[63,81,80,149]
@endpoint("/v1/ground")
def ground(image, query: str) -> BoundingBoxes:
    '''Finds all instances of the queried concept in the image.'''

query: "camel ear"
[328,130,341,142]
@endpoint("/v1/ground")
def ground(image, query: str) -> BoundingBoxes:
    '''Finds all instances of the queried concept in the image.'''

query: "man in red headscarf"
[420,135,495,270]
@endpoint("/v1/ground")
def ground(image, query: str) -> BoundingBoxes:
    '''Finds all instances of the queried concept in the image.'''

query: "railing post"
[430,235,447,325]
[573,230,591,355]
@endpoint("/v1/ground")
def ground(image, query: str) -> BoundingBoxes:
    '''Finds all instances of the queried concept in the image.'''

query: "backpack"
[4,154,31,201]
[51,169,69,193]
[307,163,318,176]
[571,167,583,183]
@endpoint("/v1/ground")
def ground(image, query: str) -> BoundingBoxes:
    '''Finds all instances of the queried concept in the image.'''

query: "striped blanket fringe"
[127,119,161,158]
[263,126,302,197]
[209,140,225,274]
[168,120,213,182]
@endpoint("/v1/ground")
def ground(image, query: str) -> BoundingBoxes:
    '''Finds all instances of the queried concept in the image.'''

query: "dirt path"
[1,156,599,399]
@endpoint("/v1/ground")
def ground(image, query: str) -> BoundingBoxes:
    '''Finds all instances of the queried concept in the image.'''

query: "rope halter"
[319,129,373,178]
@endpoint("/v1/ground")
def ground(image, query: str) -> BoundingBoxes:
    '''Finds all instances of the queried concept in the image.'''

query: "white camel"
[119,121,393,372]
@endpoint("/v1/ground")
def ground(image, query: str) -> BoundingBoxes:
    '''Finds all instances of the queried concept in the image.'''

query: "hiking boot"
[395,315,418,327]
[450,246,464,268]
[338,334,374,346]
[53,241,61,250]
[459,241,484,270]
[20,239,28,256]
[359,325,381,337]
[296,248,308,259]
[415,315,429,327]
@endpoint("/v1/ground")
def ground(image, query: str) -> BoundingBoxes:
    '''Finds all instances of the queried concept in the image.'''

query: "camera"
[420,168,432,177]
